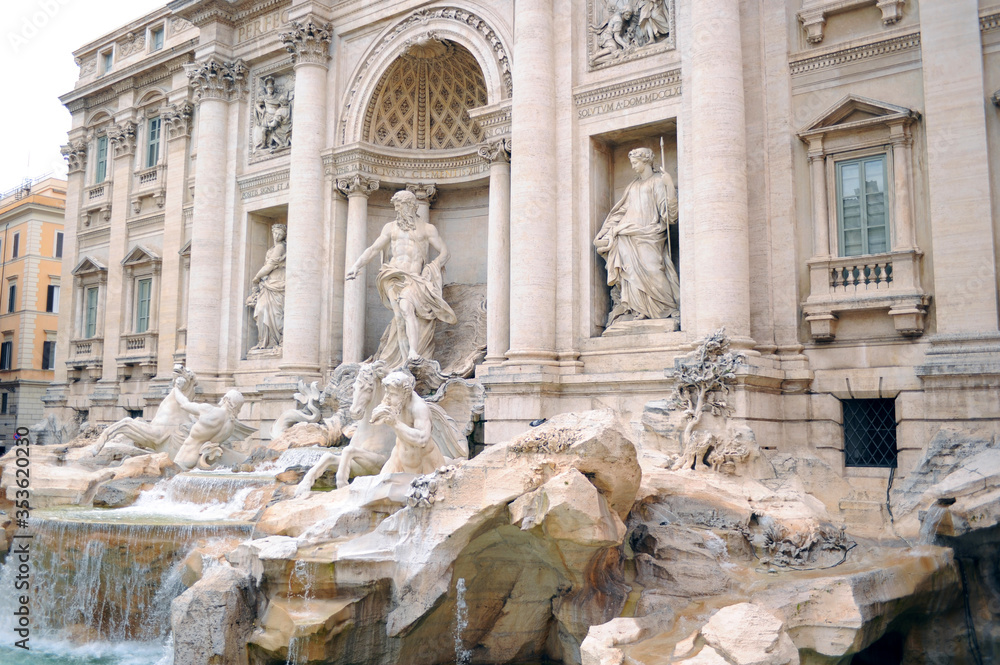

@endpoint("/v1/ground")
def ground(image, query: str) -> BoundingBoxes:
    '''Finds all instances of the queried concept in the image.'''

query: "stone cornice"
[187,56,249,102]
[61,44,197,110]
[466,100,511,141]
[788,31,920,76]
[280,18,332,66]
[237,168,290,200]
[324,143,490,186]
[981,9,1000,32]
[573,69,681,119]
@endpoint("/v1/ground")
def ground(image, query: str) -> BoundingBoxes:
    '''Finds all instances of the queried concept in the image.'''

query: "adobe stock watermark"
[10,427,33,651]
[7,0,74,54]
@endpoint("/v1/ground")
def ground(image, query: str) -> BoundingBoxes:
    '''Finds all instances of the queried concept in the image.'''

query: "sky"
[0,0,167,193]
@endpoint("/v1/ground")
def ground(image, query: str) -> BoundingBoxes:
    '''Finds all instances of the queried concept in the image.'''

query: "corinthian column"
[185,57,247,377]
[338,175,379,363]
[689,0,752,341]
[478,138,511,365]
[279,19,332,376]
[506,0,557,365]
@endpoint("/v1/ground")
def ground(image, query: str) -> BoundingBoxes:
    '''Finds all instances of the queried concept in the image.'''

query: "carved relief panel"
[587,0,676,70]
[248,64,294,163]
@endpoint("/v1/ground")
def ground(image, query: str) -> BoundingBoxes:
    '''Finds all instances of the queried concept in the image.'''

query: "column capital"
[61,140,88,174]
[281,19,332,67]
[405,183,437,204]
[162,101,195,141]
[107,120,137,158]
[337,174,380,198]
[478,137,511,164]
[186,57,249,102]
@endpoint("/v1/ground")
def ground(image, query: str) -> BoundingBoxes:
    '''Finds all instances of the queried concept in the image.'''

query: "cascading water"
[454,578,471,665]
[0,471,263,664]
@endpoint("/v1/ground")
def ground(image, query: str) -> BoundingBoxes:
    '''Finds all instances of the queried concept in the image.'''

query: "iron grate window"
[843,398,897,467]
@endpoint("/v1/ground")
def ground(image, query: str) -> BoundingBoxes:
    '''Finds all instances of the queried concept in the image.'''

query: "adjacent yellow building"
[0,177,65,445]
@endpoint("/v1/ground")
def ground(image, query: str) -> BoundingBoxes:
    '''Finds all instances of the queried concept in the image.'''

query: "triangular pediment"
[179,240,191,258]
[72,255,107,276]
[121,244,161,267]
[800,95,917,137]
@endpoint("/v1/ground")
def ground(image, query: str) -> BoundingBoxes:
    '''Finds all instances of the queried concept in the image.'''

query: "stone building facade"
[0,177,65,447]
[48,0,1000,503]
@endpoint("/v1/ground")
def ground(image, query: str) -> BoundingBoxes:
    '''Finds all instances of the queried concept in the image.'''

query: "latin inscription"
[236,10,289,45]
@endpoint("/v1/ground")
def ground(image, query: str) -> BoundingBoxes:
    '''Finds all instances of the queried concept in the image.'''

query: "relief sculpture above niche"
[249,70,294,160]
[588,0,675,70]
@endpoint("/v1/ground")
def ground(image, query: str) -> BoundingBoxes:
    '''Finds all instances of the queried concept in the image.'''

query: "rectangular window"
[46,285,60,313]
[42,341,56,370]
[6,283,15,314]
[95,136,108,183]
[100,50,113,75]
[0,342,12,371]
[0,393,6,414]
[146,117,161,168]
[127,408,143,419]
[54,231,64,258]
[85,287,99,338]
[11,233,18,259]
[150,26,164,52]
[843,399,897,468]
[135,278,152,333]
[837,154,889,257]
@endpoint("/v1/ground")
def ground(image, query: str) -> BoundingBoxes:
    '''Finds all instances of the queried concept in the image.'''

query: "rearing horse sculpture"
[294,360,397,496]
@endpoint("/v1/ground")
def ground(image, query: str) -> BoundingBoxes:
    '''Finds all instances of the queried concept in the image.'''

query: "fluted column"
[54,139,87,385]
[506,0,557,365]
[338,175,379,363]
[185,57,247,376]
[280,19,332,375]
[479,138,511,365]
[806,138,829,258]
[689,0,752,341]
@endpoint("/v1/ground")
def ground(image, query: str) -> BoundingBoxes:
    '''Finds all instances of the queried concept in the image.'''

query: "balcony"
[131,164,167,213]
[117,331,158,379]
[67,337,103,381]
[803,250,929,340]
[82,181,112,223]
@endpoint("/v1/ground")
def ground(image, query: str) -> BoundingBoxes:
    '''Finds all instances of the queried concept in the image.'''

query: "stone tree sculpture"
[346,189,457,366]
[664,328,745,470]
[594,147,679,328]
[246,223,286,350]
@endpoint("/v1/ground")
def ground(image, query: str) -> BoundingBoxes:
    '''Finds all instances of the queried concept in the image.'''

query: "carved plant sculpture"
[665,328,745,471]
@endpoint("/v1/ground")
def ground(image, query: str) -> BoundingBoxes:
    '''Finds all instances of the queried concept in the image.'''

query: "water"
[454,578,471,665]
[257,447,332,475]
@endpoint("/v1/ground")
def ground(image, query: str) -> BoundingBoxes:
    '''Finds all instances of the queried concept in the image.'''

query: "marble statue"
[90,364,197,458]
[594,147,679,327]
[247,223,286,350]
[252,76,292,152]
[270,380,325,439]
[346,189,457,366]
[171,388,247,470]
[372,370,448,475]
[294,361,482,496]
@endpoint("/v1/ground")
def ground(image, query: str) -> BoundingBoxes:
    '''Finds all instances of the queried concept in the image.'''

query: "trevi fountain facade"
[2,0,999,664]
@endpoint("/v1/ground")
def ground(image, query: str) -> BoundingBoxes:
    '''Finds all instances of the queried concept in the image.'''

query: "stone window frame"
[798,95,928,341]
[99,47,114,76]
[5,277,15,314]
[120,245,161,337]
[71,256,108,341]
[148,23,165,53]
[831,148,892,258]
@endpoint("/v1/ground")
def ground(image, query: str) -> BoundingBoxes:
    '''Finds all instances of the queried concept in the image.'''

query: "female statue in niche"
[594,147,679,328]
[247,223,287,350]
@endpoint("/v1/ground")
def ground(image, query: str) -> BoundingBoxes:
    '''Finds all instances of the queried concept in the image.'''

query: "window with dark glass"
[843,398,897,468]
[55,231,64,258]
[146,116,161,168]
[837,155,889,257]
[85,287,99,338]
[11,233,19,259]
[42,341,56,370]
[0,342,12,370]
[46,285,59,313]
[95,136,108,183]
[6,283,15,314]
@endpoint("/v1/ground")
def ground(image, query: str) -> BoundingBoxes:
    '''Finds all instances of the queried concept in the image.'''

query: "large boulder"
[170,565,259,665]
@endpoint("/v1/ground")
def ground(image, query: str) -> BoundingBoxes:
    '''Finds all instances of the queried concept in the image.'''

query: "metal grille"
[843,399,897,467]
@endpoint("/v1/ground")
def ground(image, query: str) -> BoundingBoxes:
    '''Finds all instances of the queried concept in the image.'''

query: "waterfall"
[454,577,471,665]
